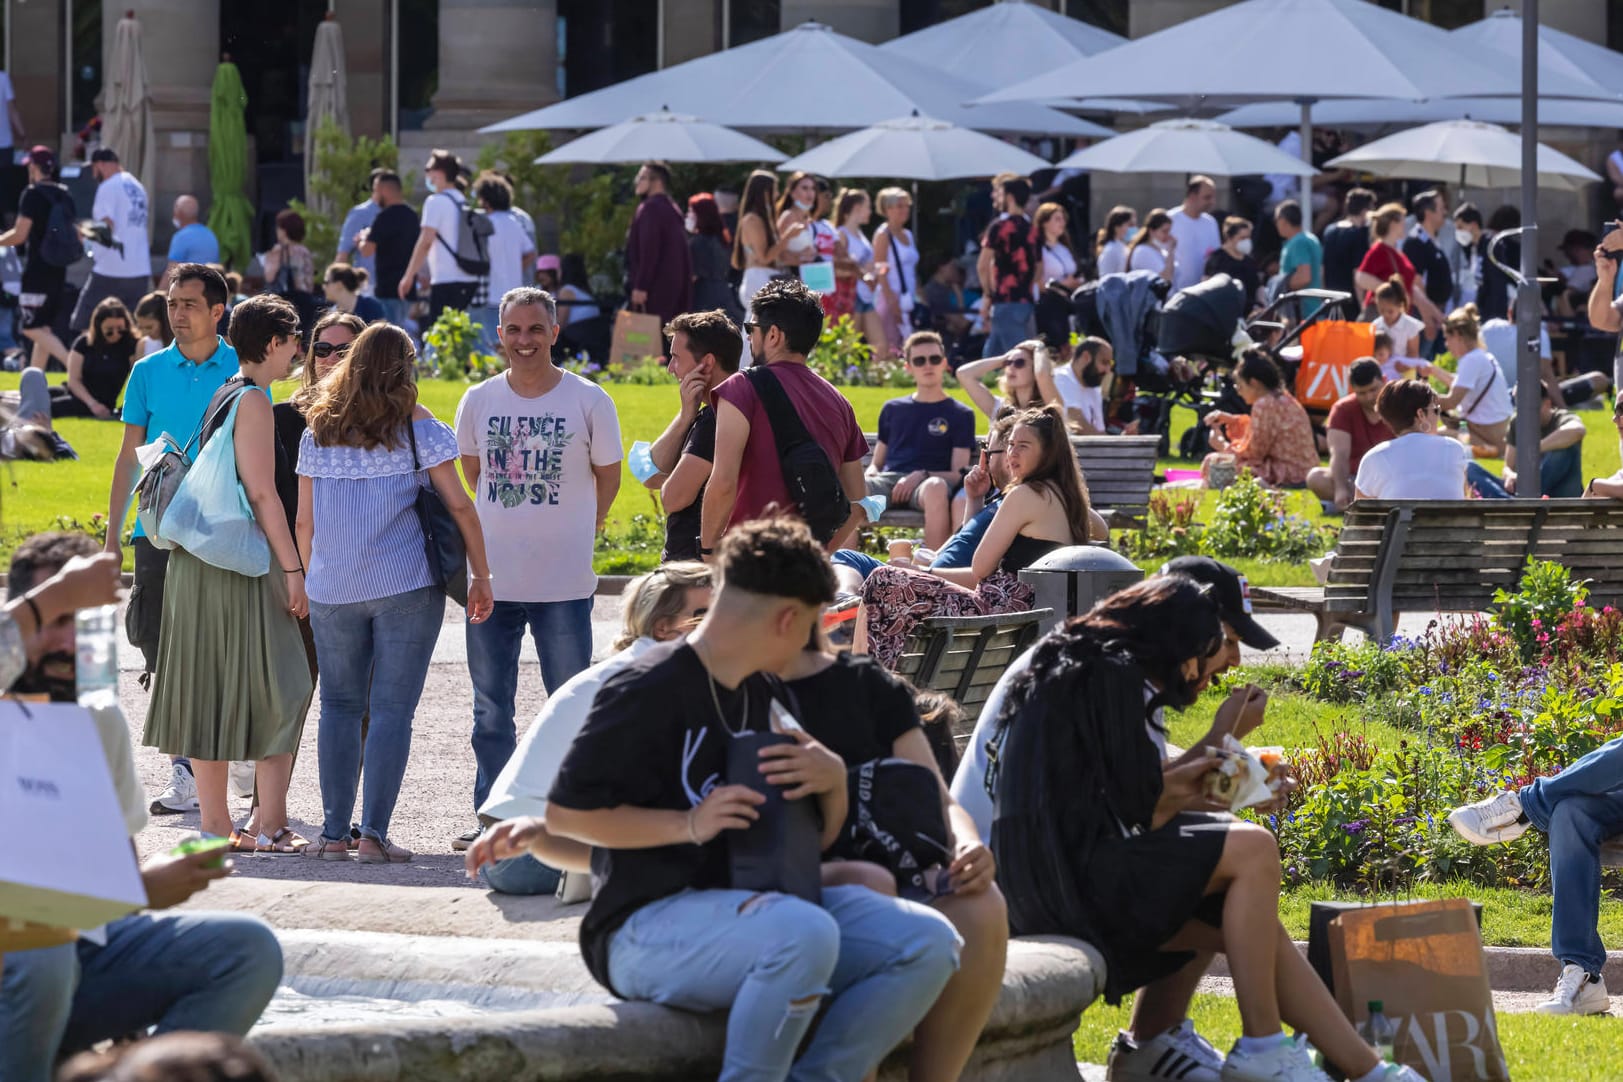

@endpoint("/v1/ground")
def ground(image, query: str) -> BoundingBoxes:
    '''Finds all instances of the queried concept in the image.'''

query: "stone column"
[423,0,558,133]
[335,0,389,139]
[9,0,64,154]
[1129,0,1229,38]
[782,0,896,43]
[662,0,722,67]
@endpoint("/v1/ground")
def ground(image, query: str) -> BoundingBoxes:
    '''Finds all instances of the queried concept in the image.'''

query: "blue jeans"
[309,585,443,845]
[379,296,409,329]
[468,305,501,355]
[1468,444,1583,500]
[0,911,282,1082]
[983,301,1034,357]
[466,597,595,811]
[1520,735,1623,973]
[830,549,883,580]
[481,854,563,895]
[607,886,960,1082]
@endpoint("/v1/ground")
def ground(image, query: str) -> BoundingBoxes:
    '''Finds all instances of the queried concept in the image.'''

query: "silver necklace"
[695,640,748,737]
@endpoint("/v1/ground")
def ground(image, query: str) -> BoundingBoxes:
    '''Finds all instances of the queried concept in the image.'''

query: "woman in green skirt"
[145,293,314,851]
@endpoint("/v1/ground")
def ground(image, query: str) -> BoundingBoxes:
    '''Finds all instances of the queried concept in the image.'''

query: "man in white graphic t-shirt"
[71,147,152,331]
[453,285,623,853]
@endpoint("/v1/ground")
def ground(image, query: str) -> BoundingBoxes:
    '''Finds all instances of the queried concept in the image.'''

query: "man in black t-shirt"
[357,170,420,329]
[643,310,741,561]
[1402,190,1453,353]
[534,518,961,1080]
[0,145,73,370]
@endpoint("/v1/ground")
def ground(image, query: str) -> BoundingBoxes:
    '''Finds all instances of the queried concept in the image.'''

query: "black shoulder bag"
[743,365,851,544]
[407,421,469,606]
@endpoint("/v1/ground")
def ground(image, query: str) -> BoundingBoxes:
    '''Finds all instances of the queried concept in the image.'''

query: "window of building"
[1372,0,1478,29]
[899,0,989,35]
[397,0,438,132]
[559,0,657,97]
[1063,0,1127,37]
[69,0,99,134]
[728,0,780,47]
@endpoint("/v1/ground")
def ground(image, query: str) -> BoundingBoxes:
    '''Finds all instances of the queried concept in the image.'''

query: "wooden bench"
[1249,585,1352,645]
[859,433,1160,530]
[1253,500,1623,645]
[891,608,1051,746]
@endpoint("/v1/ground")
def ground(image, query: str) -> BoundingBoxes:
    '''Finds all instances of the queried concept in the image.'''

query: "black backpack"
[432,191,493,277]
[36,185,83,269]
[744,365,851,544]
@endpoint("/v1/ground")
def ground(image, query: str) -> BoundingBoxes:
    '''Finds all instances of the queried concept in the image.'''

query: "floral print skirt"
[861,565,1035,671]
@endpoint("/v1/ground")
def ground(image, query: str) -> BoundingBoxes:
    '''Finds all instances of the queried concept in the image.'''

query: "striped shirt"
[297,417,459,605]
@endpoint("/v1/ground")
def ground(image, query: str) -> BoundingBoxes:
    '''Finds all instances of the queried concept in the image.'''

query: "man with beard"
[624,161,691,330]
[0,532,283,1082]
[1051,336,1114,435]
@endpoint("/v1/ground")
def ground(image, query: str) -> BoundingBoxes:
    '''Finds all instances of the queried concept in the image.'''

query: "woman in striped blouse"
[295,323,494,864]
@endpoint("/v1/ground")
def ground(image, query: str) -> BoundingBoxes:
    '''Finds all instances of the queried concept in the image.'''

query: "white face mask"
[684,213,697,233]
[172,217,182,230]
[1454,227,1474,248]
[1236,237,1253,256]
[794,198,814,212]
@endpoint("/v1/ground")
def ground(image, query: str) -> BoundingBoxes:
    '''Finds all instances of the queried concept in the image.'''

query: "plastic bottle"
[1358,1000,1397,1064]
[74,604,119,707]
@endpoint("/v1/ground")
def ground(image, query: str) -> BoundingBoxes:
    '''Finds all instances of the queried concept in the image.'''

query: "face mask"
[794,199,813,212]
[172,217,182,230]
[1236,238,1253,256]
[425,173,437,193]
[684,213,697,232]
[1454,227,1474,248]
[1124,227,1140,245]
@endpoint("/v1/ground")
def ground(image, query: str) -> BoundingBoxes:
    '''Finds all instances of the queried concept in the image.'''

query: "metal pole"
[1298,99,1313,165]
[1514,0,1541,497]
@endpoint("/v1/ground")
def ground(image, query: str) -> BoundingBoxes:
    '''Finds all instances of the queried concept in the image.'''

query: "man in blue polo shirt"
[104,262,235,815]
[159,195,219,289]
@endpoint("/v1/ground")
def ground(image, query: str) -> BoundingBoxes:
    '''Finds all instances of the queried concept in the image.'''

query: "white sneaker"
[149,761,199,815]
[1535,963,1610,1015]
[1220,1036,1330,1082]
[1108,1019,1223,1081]
[229,760,256,799]
[1447,790,1527,846]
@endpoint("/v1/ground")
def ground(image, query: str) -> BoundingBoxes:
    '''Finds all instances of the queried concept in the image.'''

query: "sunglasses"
[101,323,128,335]
[742,320,760,334]
[312,341,352,359]
[909,353,945,367]
[1003,356,1028,370]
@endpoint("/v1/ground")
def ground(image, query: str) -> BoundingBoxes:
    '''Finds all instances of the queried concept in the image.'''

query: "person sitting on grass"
[468,561,713,896]
[0,532,283,1082]
[1448,739,1623,1015]
[1433,303,1513,458]
[865,330,977,552]
[1466,381,1586,500]
[1202,351,1320,489]
[1306,358,1391,513]
[506,517,962,1082]
[986,575,1427,1082]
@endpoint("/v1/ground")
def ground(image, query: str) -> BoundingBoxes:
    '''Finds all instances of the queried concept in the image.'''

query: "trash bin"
[1017,546,1143,637]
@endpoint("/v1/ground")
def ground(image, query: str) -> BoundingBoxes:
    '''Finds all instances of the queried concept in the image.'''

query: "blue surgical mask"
[1124,227,1141,245]
[425,173,437,193]
[794,199,814,212]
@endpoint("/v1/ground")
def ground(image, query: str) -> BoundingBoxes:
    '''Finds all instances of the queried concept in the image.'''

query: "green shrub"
[594,509,666,575]
[424,309,501,382]
[287,117,404,268]
[1117,488,1204,560]
[1492,557,1590,662]
[1202,471,1335,562]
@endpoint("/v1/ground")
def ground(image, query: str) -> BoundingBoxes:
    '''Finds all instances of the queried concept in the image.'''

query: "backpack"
[744,365,851,544]
[432,191,493,277]
[36,185,83,269]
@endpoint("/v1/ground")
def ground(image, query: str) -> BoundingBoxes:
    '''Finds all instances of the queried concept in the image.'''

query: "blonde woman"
[1435,303,1513,456]
[873,187,919,355]
[466,562,715,895]
[953,337,1061,422]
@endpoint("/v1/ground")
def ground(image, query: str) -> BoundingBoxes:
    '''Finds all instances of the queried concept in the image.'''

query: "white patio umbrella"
[1452,9,1623,100]
[1218,97,1623,132]
[1053,119,1316,177]
[99,13,156,198]
[976,0,1610,164]
[482,21,1103,138]
[535,107,786,165]
[304,15,350,216]
[776,113,1050,180]
[1324,119,1600,192]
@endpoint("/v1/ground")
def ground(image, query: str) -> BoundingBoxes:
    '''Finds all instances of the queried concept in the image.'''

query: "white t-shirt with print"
[455,370,623,602]
[484,209,536,305]
[1371,312,1425,379]
[1452,346,1513,425]
[1354,432,1470,499]
[91,170,151,278]
[422,189,476,285]
[1052,363,1105,432]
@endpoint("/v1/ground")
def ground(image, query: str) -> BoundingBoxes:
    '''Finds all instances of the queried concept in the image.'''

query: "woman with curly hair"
[295,322,494,864]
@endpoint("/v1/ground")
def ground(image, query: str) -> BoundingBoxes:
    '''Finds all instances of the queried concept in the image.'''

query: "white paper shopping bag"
[0,702,146,928]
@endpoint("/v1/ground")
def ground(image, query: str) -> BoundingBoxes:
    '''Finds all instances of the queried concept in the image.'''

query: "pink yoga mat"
[1163,469,1202,483]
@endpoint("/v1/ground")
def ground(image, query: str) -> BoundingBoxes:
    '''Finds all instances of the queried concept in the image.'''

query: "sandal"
[226,830,259,855]
[356,837,413,864]
[257,828,310,855]
[304,836,351,861]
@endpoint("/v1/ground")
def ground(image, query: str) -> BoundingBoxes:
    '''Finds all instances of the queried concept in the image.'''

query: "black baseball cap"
[1159,555,1280,651]
[89,147,119,164]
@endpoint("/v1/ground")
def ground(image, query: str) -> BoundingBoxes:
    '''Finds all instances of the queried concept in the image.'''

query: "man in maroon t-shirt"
[1307,358,1392,512]
[975,173,1037,358]
[702,278,869,555]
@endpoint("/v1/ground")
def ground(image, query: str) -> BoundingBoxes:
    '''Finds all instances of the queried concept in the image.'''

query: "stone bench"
[251,928,1106,1082]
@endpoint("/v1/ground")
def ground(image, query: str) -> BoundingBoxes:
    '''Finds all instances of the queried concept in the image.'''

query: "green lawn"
[8,370,1622,584]
[1074,993,1621,1080]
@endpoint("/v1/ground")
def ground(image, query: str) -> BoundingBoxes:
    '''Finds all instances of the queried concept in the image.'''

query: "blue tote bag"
[156,387,271,577]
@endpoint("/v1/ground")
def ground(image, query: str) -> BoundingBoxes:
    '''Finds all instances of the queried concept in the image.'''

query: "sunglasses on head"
[909,353,945,367]
[312,341,352,359]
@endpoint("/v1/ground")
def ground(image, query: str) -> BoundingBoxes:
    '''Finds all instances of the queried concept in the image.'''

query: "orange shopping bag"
[1295,320,1373,412]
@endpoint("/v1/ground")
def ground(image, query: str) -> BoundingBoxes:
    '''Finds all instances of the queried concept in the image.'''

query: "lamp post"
[1513,0,1541,497]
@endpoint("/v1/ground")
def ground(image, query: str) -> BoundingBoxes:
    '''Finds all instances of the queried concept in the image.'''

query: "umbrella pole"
[1514,0,1540,496]
[911,179,919,244]
[1297,98,1314,166]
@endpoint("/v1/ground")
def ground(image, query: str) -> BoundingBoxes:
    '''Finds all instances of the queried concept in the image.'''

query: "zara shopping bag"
[156,388,271,577]
[1328,898,1509,1082]
[0,702,146,929]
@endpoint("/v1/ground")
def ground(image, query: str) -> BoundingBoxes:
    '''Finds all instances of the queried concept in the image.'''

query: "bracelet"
[471,574,493,581]
[685,808,700,846]
[698,545,714,556]
[21,594,42,632]
[282,566,303,574]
